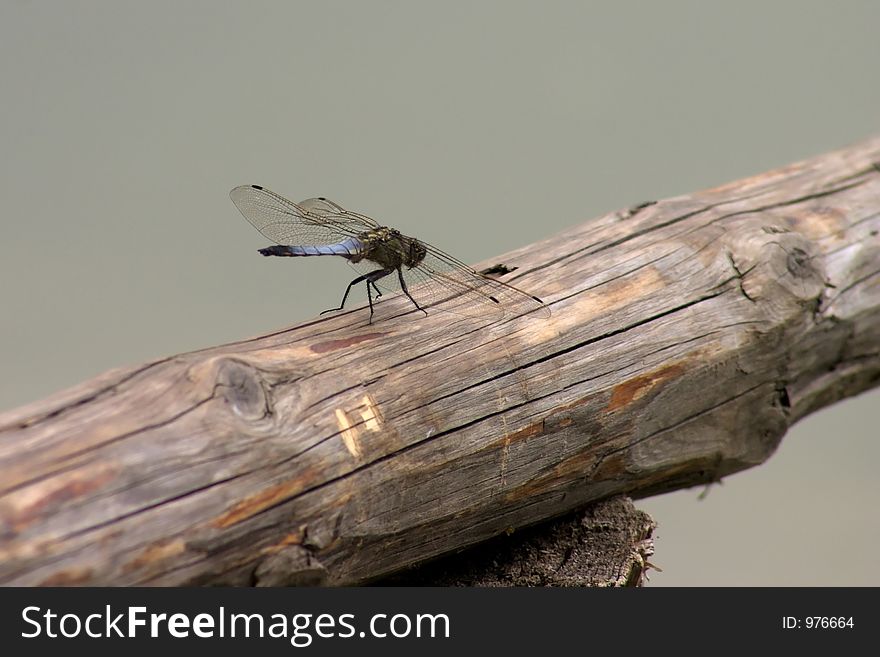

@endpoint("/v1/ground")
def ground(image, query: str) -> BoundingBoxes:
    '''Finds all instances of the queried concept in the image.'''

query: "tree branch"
[1,138,879,585]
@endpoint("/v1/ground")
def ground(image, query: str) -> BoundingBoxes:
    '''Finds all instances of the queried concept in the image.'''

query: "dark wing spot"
[532,295,543,303]
[489,296,500,304]
[480,263,517,276]
[252,184,263,190]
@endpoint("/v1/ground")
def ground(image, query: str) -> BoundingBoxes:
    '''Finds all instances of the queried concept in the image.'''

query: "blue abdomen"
[259,237,363,258]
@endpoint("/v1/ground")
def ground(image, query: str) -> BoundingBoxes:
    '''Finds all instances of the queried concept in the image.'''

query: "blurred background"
[1,1,877,585]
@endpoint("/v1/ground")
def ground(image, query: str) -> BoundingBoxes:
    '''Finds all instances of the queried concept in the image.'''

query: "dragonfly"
[230,185,550,323]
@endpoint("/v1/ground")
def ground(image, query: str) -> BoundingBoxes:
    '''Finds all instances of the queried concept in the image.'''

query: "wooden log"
[1,138,879,586]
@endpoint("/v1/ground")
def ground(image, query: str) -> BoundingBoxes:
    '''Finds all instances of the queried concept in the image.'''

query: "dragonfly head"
[406,239,428,268]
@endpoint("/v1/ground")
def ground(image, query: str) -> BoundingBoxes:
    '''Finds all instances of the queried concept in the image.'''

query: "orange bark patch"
[503,420,545,443]
[38,567,94,586]
[261,530,305,555]
[607,363,685,411]
[3,465,118,533]
[212,468,320,528]
[123,538,186,573]
[310,333,387,354]
[482,420,545,452]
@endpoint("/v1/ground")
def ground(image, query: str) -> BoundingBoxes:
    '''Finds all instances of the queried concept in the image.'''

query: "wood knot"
[785,247,812,279]
[764,231,826,301]
[213,358,270,421]
[749,223,826,303]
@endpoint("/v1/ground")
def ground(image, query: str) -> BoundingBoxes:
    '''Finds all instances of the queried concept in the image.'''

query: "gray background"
[1,1,877,585]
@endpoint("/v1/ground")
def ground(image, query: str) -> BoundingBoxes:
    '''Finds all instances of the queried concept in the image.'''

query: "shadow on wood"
[381,495,656,587]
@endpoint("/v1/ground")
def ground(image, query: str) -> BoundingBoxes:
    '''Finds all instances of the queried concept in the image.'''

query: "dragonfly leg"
[397,267,428,317]
[321,268,394,323]
[364,268,395,323]
[320,272,370,315]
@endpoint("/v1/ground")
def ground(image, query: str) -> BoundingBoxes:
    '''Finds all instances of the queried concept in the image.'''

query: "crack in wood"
[725,250,758,302]
[2,358,173,431]
[0,395,215,498]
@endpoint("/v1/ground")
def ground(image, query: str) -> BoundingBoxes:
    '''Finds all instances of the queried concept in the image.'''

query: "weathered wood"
[1,138,879,586]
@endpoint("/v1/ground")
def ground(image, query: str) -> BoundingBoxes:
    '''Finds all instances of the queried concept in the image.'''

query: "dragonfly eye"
[408,240,427,266]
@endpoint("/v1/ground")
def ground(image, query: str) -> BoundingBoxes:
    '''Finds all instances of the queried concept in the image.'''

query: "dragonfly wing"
[411,248,549,318]
[298,197,351,215]
[230,185,376,246]
[346,241,549,319]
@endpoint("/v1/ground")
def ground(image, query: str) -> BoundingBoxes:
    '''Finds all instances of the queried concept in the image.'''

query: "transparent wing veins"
[229,185,377,246]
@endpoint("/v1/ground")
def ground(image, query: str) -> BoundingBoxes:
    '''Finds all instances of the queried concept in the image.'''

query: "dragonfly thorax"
[356,227,427,270]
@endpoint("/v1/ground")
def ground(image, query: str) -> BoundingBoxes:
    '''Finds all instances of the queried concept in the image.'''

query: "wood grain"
[1,138,879,585]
